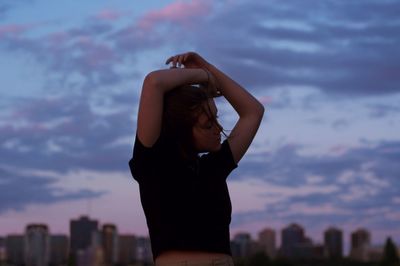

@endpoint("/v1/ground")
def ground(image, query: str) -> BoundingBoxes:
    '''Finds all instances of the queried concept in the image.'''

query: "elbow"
[238,101,265,120]
[254,101,265,119]
[143,71,161,88]
[241,102,264,122]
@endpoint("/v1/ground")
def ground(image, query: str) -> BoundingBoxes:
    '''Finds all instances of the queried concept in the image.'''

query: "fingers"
[165,52,191,68]
[177,54,184,67]
[165,55,178,68]
[183,53,189,62]
[165,56,173,65]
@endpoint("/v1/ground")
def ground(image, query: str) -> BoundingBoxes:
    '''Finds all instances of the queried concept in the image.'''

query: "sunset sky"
[1,0,399,254]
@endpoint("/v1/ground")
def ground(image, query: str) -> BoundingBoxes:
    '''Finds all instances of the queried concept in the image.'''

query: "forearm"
[206,63,264,118]
[137,67,208,146]
[145,68,207,94]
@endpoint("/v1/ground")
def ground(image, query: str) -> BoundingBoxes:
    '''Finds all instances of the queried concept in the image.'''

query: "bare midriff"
[155,250,231,264]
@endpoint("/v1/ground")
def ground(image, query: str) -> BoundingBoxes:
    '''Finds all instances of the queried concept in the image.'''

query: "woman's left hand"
[166,52,210,69]
[166,52,221,95]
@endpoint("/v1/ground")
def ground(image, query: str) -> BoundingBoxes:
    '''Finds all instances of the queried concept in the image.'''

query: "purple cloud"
[0,167,105,214]
[1,94,136,172]
[190,1,400,97]
[231,139,400,233]
[2,1,397,99]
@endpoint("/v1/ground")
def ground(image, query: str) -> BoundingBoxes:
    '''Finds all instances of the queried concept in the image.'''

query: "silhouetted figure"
[129,52,264,266]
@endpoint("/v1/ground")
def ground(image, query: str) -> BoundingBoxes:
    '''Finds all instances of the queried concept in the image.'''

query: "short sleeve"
[128,135,163,182]
[199,139,238,180]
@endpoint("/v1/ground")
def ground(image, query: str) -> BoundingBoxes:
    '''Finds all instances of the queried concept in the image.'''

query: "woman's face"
[192,99,222,152]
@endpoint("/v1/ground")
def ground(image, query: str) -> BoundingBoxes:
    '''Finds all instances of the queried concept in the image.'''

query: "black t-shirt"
[128,135,238,260]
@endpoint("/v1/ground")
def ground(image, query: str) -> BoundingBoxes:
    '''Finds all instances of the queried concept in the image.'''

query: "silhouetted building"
[6,235,25,266]
[350,228,371,262]
[232,232,254,258]
[76,245,104,266]
[368,246,384,262]
[281,223,305,258]
[70,216,98,257]
[324,227,343,259]
[313,243,325,260]
[295,236,315,259]
[258,228,276,258]
[76,229,104,266]
[25,224,50,266]
[102,224,118,265]
[0,237,5,262]
[50,234,69,266]
[136,236,153,264]
[118,234,137,264]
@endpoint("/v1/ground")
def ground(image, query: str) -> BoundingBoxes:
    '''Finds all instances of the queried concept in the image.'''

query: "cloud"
[190,1,400,97]
[0,92,137,213]
[0,94,136,173]
[2,1,397,99]
[0,166,105,214]
[367,103,400,119]
[0,1,211,93]
[0,21,134,92]
[230,139,400,231]
[137,0,212,30]
[0,24,35,37]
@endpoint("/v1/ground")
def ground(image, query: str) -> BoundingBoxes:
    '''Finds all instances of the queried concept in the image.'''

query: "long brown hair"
[161,84,218,159]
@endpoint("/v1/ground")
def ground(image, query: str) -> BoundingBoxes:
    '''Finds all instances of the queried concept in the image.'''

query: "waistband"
[155,255,234,266]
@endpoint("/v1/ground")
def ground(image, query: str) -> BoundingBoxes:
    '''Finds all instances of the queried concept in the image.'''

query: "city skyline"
[1,215,397,256]
[1,0,399,260]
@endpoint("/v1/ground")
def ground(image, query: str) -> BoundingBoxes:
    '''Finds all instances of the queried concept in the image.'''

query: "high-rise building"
[258,228,276,259]
[76,245,104,266]
[0,237,5,262]
[280,223,305,258]
[118,234,137,265]
[295,236,315,259]
[136,236,153,264]
[313,244,325,260]
[50,235,69,265]
[6,235,25,266]
[102,224,119,265]
[76,229,104,266]
[70,216,99,257]
[232,232,253,258]
[350,228,371,262]
[25,224,50,266]
[324,227,343,259]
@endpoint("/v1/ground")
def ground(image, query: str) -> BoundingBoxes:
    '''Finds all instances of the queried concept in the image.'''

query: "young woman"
[129,52,264,266]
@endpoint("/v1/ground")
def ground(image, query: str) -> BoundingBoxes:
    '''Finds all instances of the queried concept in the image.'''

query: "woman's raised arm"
[137,68,208,147]
[208,63,265,164]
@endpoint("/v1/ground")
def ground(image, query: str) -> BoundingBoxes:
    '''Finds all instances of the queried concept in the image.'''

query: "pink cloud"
[0,24,31,37]
[137,0,212,30]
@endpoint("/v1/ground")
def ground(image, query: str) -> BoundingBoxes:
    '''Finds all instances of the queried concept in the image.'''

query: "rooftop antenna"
[86,197,92,217]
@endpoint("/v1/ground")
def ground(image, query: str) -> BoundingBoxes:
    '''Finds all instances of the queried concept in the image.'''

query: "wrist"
[202,68,210,85]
